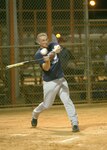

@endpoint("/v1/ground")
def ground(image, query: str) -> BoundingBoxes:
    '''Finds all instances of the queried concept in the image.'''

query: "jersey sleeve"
[34,50,45,65]
[48,42,60,52]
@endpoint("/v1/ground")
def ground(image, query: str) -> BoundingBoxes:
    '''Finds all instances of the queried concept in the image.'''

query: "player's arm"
[42,57,50,71]
[42,51,56,71]
[39,45,60,71]
[35,48,50,71]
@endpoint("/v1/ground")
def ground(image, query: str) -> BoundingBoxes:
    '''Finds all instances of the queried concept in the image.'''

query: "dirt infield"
[0,103,107,150]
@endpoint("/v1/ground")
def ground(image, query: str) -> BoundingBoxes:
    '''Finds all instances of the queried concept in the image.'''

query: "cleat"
[31,118,37,127]
[72,125,80,132]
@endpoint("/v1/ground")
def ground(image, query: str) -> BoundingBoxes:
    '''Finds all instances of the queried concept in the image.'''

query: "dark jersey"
[35,42,64,81]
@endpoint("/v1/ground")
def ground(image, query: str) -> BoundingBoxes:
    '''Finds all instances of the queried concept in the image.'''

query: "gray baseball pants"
[32,77,78,126]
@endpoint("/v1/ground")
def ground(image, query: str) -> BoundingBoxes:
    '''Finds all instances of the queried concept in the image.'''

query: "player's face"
[38,36,49,48]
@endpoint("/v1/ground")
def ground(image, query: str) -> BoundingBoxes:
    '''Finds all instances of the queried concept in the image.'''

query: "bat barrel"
[6,62,25,69]
[5,59,41,70]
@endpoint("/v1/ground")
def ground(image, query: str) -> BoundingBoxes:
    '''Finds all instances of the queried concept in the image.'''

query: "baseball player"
[31,33,79,132]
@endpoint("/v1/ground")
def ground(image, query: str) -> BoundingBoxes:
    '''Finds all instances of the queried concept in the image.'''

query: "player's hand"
[53,45,61,53]
[48,52,55,60]
[43,55,50,62]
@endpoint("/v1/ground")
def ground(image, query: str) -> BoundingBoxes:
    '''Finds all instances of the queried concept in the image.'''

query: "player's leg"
[31,80,60,126]
[58,78,79,132]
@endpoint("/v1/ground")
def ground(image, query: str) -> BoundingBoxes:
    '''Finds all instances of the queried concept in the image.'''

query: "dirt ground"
[0,103,107,150]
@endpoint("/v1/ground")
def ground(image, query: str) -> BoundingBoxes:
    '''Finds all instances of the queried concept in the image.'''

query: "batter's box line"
[54,136,80,143]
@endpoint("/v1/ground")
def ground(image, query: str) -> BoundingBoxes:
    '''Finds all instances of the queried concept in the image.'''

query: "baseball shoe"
[72,125,79,132]
[31,118,37,127]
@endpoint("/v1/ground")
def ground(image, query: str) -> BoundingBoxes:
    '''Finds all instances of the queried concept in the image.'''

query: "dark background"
[89,0,107,19]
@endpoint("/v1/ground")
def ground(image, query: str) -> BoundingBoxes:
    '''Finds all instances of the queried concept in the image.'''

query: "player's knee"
[63,98,74,107]
[43,103,52,109]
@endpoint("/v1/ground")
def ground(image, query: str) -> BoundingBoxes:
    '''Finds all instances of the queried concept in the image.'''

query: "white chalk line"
[10,133,29,137]
[58,136,80,143]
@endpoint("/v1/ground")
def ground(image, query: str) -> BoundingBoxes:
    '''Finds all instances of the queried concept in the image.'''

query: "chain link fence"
[0,0,107,107]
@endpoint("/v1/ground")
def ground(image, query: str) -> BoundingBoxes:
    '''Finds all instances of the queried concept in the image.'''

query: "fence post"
[9,0,16,104]
[46,0,52,41]
[70,0,74,43]
[84,0,91,103]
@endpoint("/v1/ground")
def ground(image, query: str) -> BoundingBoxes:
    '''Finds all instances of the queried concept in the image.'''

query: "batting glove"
[53,45,61,53]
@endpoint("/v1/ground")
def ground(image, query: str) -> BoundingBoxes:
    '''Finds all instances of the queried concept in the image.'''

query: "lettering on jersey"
[51,54,59,64]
